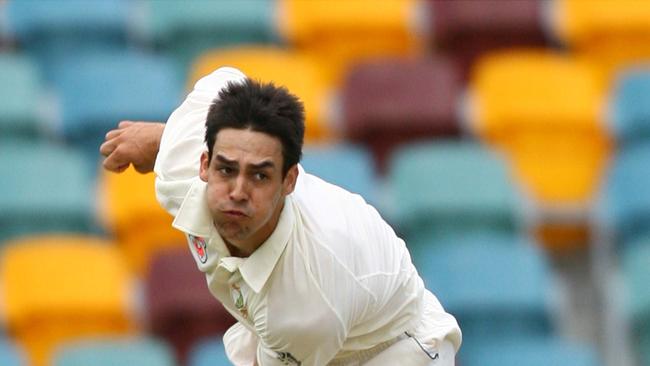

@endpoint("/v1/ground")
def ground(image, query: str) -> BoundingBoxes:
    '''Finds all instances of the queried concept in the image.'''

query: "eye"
[253,172,268,181]
[217,166,234,176]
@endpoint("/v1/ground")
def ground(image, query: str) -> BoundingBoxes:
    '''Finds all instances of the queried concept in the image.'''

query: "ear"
[199,151,210,182]
[282,164,299,195]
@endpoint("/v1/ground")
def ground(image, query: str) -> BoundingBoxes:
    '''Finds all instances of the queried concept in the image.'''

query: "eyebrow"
[215,153,276,170]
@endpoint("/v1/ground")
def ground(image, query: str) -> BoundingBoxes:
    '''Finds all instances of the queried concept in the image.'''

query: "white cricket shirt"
[154,67,461,366]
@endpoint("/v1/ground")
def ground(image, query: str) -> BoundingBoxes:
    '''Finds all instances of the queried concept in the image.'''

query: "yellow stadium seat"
[276,0,424,83]
[468,50,613,251]
[97,166,185,275]
[0,235,134,366]
[189,46,334,142]
[550,0,650,83]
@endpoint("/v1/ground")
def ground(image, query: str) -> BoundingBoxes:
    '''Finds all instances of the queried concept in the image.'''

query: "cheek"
[251,187,283,213]
[205,182,228,206]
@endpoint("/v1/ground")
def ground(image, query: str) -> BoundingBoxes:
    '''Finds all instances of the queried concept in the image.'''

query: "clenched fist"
[99,121,165,173]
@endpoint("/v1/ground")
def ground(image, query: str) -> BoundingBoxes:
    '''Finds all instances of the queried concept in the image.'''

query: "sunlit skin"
[199,128,298,257]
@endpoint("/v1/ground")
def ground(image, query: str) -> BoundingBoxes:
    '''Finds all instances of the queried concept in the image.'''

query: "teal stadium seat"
[6,0,131,80]
[190,337,230,366]
[611,69,650,147]
[301,144,378,206]
[0,142,94,243]
[0,54,44,140]
[53,338,175,366]
[415,235,552,356]
[52,52,181,173]
[142,0,277,75]
[0,340,25,366]
[388,140,522,245]
[601,142,650,246]
[461,337,601,366]
[622,240,650,366]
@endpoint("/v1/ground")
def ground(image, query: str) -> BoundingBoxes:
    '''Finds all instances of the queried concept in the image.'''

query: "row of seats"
[0,336,228,366]
[6,0,650,79]
[4,134,649,266]
[0,335,603,366]
[3,45,650,162]
[0,232,605,366]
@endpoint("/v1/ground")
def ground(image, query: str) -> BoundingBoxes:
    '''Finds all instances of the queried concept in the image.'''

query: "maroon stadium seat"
[427,0,549,78]
[341,57,462,173]
[145,247,236,365]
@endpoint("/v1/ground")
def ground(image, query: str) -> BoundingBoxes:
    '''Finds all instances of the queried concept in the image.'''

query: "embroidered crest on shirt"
[277,352,301,365]
[189,235,208,263]
[230,283,249,319]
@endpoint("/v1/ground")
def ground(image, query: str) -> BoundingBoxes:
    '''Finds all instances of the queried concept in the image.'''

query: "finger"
[102,150,130,173]
[118,120,134,129]
[105,128,123,141]
[99,139,117,157]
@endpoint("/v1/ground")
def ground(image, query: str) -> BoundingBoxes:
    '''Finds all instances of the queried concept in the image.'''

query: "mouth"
[222,210,248,218]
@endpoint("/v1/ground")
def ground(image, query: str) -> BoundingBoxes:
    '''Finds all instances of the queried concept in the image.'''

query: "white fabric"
[154,67,462,366]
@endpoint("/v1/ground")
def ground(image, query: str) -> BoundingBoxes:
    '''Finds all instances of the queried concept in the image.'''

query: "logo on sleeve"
[189,235,208,263]
[277,352,301,365]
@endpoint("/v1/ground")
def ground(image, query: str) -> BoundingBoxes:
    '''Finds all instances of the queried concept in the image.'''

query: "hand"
[100,121,165,173]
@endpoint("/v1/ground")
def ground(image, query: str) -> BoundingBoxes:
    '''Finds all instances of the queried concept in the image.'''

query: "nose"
[229,175,249,202]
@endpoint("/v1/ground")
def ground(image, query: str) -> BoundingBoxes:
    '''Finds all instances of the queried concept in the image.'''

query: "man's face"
[199,128,297,255]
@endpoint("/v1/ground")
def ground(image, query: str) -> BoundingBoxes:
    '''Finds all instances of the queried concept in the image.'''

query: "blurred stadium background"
[1,0,650,365]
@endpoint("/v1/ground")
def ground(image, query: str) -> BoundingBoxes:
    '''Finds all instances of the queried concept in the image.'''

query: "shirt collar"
[239,195,294,293]
[172,177,295,293]
[172,178,214,238]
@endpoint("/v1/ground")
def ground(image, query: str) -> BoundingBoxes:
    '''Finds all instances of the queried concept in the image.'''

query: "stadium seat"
[426,0,549,78]
[52,52,181,173]
[190,46,332,142]
[97,167,185,275]
[189,337,230,366]
[0,340,26,366]
[469,50,610,204]
[6,0,131,80]
[145,247,236,365]
[461,337,601,366]
[610,69,650,147]
[622,241,650,366]
[415,235,553,356]
[141,0,277,76]
[0,53,45,140]
[549,0,650,83]
[0,235,134,366]
[0,141,95,244]
[301,143,378,206]
[639,334,650,366]
[276,0,424,83]
[387,140,522,244]
[54,337,175,366]
[341,57,462,172]
[600,143,650,247]
[468,50,611,251]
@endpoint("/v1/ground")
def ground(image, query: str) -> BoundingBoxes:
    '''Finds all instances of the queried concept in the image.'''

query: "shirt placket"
[218,257,251,323]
